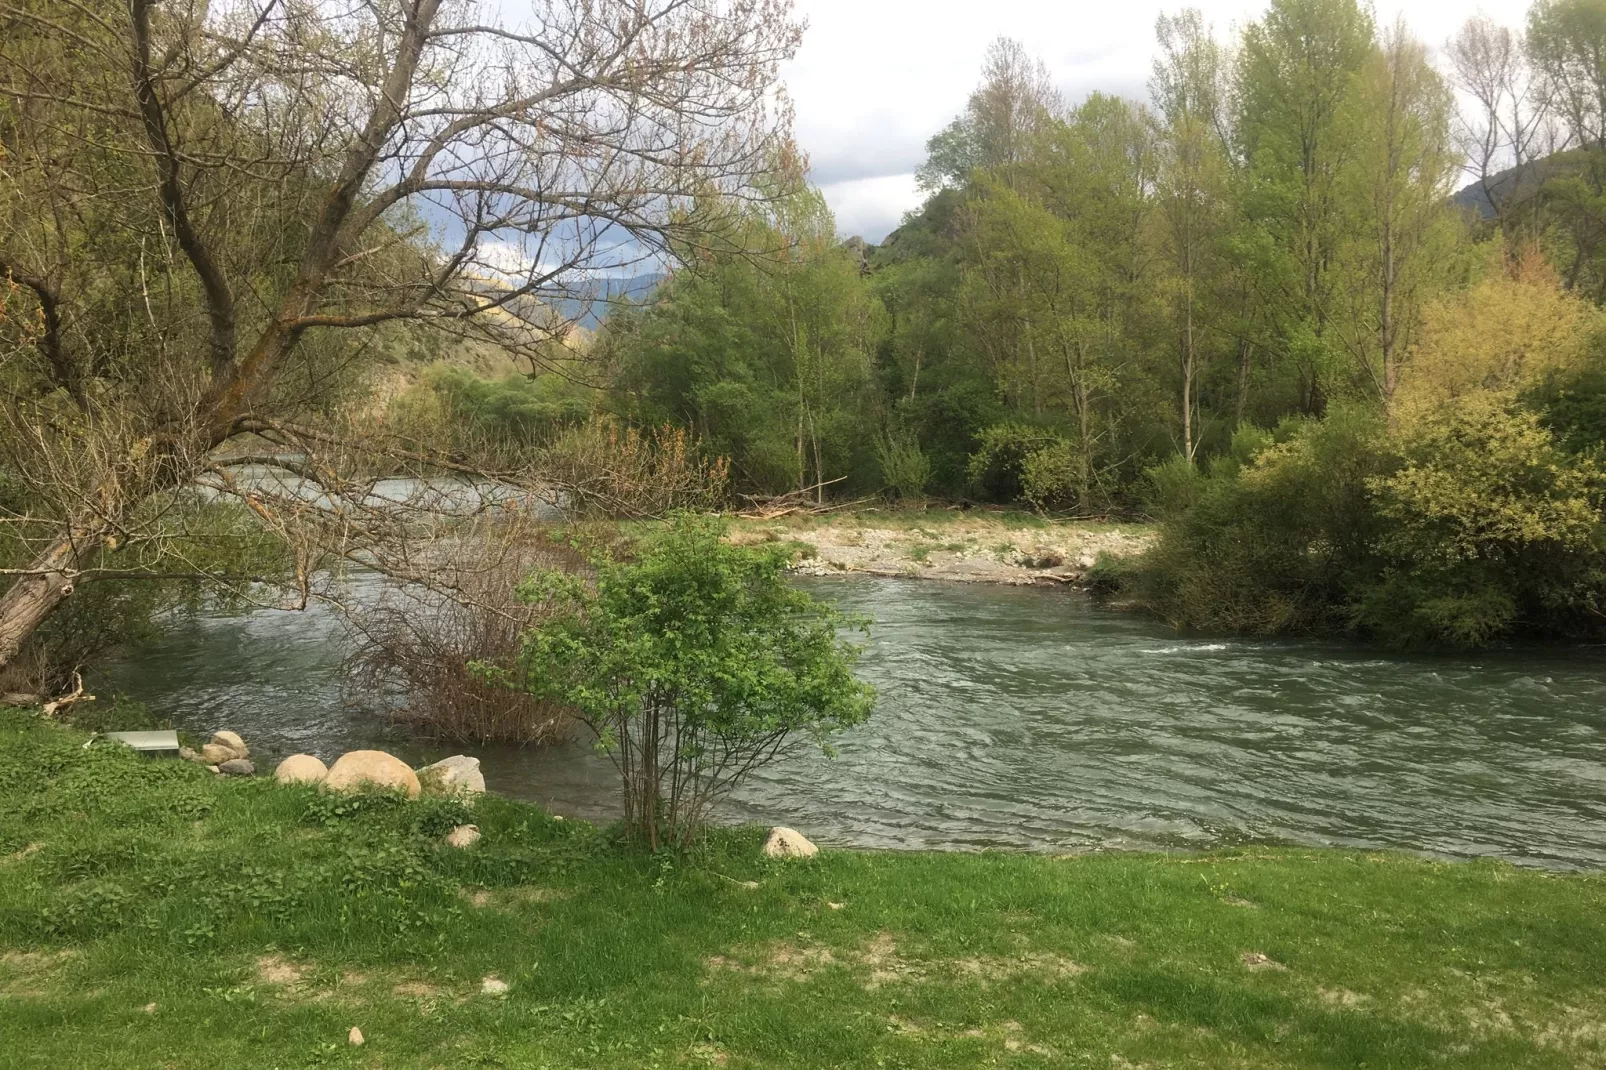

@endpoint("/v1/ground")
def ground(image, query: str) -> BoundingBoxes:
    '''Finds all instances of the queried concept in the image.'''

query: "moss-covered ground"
[2,711,1603,1068]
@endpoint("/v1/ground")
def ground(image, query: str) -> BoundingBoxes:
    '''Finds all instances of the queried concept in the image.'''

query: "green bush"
[1357,390,1606,645]
[966,423,1074,505]
[875,432,931,502]
[1134,393,1606,647]
[510,514,874,849]
[1136,406,1391,637]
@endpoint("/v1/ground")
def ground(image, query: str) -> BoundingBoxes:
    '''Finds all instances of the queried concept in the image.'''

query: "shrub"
[875,432,931,502]
[1357,390,1606,645]
[965,423,1075,506]
[343,523,580,745]
[510,514,874,850]
[1134,406,1392,636]
[1019,439,1077,511]
[539,417,730,518]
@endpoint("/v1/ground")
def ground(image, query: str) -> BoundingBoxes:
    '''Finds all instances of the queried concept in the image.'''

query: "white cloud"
[785,0,1535,242]
[819,173,924,242]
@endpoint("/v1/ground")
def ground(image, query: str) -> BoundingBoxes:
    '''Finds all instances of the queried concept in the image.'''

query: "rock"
[348,1026,364,1046]
[418,754,485,796]
[444,824,481,849]
[178,746,203,763]
[480,976,508,996]
[762,826,818,860]
[207,765,221,775]
[200,743,237,764]
[274,754,329,786]
[217,758,255,776]
[209,730,248,759]
[323,750,421,798]
[1077,553,1097,570]
[0,692,40,707]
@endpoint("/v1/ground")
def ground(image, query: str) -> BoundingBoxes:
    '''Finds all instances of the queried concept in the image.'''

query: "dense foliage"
[578,0,1606,646]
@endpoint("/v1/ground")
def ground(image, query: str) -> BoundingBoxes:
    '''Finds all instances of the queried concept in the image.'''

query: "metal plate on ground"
[102,730,181,755]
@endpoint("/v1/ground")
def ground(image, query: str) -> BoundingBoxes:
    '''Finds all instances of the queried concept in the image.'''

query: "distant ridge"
[553,273,666,330]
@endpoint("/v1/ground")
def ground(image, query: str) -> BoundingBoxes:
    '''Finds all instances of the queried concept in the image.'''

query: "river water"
[93,577,1606,869]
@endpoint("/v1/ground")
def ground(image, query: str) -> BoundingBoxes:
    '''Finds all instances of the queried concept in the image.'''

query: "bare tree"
[1447,15,1558,237]
[0,0,799,671]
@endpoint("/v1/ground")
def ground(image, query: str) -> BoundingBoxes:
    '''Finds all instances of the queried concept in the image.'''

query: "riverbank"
[4,713,1603,1069]
[727,507,1153,585]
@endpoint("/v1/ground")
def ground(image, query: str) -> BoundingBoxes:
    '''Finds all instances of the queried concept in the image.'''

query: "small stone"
[418,754,486,796]
[827,901,845,910]
[207,765,220,775]
[444,824,481,849]
[348,1026,364,1046]
[480,976,508,996]
[200,743,236,764]
[762,826,818,860]
[209,730,248,759]
[178,746,202,763]
[0,693,40,707]
[323,750,420,798]
[142,1002,157,1014]
[274,754,329,786]
[217,758,255,776]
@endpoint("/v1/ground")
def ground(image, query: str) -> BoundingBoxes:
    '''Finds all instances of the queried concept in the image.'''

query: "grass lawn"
[2,712,1604,1069]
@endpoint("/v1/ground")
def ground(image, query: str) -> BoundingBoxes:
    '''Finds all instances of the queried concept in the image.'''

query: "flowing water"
[92,577,1606,869]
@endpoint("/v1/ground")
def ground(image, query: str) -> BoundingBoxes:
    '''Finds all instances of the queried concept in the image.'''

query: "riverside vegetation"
[6,0,1606,1064]
[4,710,1606,1069]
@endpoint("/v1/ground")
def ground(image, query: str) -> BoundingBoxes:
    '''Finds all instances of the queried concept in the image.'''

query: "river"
[92,576,1606,869]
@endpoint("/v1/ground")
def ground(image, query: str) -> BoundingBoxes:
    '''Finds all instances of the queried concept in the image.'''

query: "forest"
[394,0,1606,648]
[8,0,1606,688]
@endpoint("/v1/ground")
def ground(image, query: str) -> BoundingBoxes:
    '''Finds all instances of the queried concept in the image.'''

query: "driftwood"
[41,672,93,718]
[736,478,879,520]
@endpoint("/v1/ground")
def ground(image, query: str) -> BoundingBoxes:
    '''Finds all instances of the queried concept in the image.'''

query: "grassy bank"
[2,713,1604,1069]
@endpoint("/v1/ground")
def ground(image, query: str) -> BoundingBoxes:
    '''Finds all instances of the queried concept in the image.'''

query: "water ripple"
[92,575,1606,869]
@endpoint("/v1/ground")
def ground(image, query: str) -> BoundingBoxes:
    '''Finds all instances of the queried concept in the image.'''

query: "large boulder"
[209,730,248,759]
[418,755,485,797]
[323,750,420,798]
[200,743,238,764]
[274,754,328,786]
[762,827,818,860]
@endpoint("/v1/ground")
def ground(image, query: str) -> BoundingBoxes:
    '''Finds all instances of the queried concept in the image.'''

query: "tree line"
[583,0,1603,508]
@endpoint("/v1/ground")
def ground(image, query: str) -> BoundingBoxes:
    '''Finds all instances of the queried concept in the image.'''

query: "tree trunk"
[0,527,103,669]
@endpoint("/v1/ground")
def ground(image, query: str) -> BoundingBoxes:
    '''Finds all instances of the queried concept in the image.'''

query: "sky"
[782,0,1536,242]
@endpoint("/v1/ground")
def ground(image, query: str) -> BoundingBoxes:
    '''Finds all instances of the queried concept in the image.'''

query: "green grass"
[2,712,1604,1068]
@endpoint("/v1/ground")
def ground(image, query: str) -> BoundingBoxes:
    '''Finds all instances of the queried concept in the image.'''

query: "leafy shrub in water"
[510,514,875,849]
[1357,391,1606,646]
[1136,406,1391,637]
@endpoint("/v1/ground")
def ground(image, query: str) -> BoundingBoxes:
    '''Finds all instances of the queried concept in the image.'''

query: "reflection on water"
[93,576,1606,869]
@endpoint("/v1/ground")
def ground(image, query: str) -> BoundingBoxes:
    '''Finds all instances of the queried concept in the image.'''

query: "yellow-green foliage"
[1395,250,1601,415]
[1375,390,1603,564]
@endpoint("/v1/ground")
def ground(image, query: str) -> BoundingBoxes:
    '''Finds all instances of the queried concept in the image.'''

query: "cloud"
[819,173,923,242]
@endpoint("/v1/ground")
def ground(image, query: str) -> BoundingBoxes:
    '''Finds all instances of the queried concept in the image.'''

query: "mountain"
[1451,149,1588,220]
[551,273,667,330]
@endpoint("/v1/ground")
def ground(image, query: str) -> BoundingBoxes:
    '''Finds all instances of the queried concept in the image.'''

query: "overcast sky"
[782,0,1534,242]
